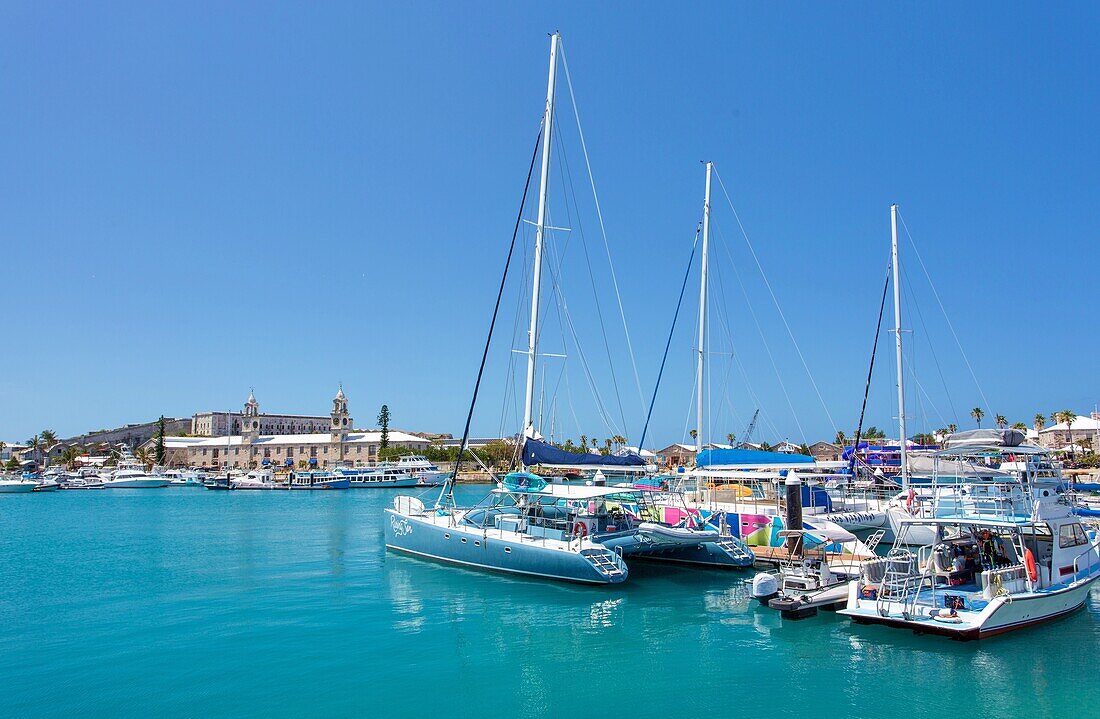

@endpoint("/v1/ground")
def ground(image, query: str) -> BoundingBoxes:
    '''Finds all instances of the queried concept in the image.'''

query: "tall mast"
[890,203,909,490]
[696,161,713,458]
[522,31,559,439]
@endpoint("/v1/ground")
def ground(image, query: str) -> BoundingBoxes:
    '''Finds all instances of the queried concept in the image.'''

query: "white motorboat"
[0,474,37,493]
[840,436,1100,640]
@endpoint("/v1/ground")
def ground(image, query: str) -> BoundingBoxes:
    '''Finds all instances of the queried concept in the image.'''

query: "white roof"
[1040,415,1100,432]
[170,430,427,448]
[617,446,657,459]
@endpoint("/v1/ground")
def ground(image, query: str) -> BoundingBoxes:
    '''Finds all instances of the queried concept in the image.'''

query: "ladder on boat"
[714,536,755,564]
[876,550,918,617]
[864,529,886,554]
[581,548,627,579]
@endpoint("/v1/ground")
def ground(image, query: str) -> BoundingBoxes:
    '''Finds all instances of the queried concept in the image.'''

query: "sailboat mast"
[696,161,713,456]
[890,203,909,490]
[522,31,559,440]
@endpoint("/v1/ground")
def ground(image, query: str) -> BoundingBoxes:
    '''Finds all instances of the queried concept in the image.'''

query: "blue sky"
[1,3,1097,447]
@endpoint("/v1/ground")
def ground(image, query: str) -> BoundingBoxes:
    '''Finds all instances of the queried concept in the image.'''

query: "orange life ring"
[1025,548,1038,583]
[573,521,588,539]
[905,489,917,514]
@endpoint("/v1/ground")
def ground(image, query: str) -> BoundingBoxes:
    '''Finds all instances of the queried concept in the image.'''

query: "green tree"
[1011,422,1027,431]
[134,447,152,470]
[155,416,167,466]
[1059,410,1077,457]
[689,429,698,444]
[26,434,40,468]
[579,434,588,451]
[994,414,1007,429]
[835,430,846,447]
[947,423,958,434]
[1034,413,1046,433]
[970,407,985,428]
[377,405,390,449]
[5,457,20,471]
[60,445,82,469]
[726,432,735,446]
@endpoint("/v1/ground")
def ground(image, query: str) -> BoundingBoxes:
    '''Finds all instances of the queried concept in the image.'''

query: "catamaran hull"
[840,574,1100,640]
[383,509,627,584]
[632,541,755,568]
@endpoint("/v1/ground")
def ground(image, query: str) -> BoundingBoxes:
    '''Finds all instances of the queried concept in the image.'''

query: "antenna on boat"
[522,31,559,442]
[890,203,910,491]
[696,161,713,459]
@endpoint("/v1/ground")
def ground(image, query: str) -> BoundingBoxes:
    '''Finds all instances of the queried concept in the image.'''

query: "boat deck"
[748,545,874,567]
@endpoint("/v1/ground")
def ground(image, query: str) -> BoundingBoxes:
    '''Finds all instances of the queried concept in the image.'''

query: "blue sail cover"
[696,448,815,468]
[522,438,646,468]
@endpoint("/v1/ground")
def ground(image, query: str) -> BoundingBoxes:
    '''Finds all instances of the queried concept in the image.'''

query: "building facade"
[191,391,332,436]
[165,388,429,469]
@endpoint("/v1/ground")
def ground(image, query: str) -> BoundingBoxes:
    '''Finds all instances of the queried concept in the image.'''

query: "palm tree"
[134,447,153,470]
[39,429,57,468]
[726,432,735,446]
[60,445,82,469]
[1059,410,1077,457]
[579,435,588,451]
[970,407,985,428]
[1034,413,1046,434]
[689,429,698,447]
[835,430,846,447]
[1011,422,1027,431]
[26,434,40,468]
[994,414,1007,429]
[947,423,958,434]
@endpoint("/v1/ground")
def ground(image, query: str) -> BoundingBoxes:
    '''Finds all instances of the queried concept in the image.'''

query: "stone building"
[191,391,332,436]
[159,387,429,469]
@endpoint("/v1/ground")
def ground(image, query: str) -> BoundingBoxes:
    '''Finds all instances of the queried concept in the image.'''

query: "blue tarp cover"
[696,448,815,467]
[522,437,646,467]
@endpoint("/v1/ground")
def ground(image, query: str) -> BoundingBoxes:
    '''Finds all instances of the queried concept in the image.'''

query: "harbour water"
[3,485,1097,718]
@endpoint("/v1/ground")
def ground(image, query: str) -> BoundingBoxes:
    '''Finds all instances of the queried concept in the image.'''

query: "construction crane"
[737,409,760,447]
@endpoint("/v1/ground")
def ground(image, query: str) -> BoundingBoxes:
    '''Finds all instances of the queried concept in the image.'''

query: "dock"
[749,544,875,568]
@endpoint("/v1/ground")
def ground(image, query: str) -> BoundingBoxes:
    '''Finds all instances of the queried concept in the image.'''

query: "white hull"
[841,572,1100,639]
[0,481,37,493]
[103,478,170,489]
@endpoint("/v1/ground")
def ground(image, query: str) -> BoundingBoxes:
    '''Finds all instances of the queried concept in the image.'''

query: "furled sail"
[522,437,646,468]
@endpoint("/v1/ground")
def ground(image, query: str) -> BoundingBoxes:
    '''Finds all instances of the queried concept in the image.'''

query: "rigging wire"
[559,40,648,419]
[712,167,839,435]
[897,209,992,414]
[899,245,959,426]
[552,121,630,439]
[638,224,700,449]
[711,217,808,444]
[850,257,893,475]
[444,127,543,505]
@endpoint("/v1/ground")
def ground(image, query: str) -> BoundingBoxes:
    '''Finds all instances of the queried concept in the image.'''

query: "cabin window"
[504,547,511,553]
[474,541,480,547]
[461,538,467,544]
[1059,523,1089,549]
[443,533,450,539]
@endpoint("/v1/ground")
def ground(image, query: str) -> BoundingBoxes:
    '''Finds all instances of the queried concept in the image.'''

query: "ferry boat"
[839,439,1100,639]
[338,456,447,488]
[287,471,350,490]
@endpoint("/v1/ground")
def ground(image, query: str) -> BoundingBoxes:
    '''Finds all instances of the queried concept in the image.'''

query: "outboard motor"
[751,573,779,604]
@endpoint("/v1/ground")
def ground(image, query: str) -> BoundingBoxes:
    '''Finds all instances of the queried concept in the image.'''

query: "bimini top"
[522,437,646,469]
[934,443,1049,458]
[493,481,649,500]
[696,448,815,468]
[942,428,1026,449]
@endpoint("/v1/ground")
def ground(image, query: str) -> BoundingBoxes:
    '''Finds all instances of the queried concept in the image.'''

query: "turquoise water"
[2,486,1097,718]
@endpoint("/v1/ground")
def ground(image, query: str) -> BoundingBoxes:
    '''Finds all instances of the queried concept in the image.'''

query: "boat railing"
[1072,542,1100,583]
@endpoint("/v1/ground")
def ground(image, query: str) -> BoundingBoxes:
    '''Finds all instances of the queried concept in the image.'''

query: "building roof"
[1040,415,1100,433]
[163,430,427,448]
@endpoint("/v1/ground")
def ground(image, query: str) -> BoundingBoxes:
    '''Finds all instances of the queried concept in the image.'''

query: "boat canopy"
[696,448,815,468]
[493,482,647,500]
[942,428,1026,449]
[522,437,646,468]
[908,454,1014,477]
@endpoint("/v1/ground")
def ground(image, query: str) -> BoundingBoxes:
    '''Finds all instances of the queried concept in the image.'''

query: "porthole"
[444,533,450,540]
[474,541,481,547]
[504,547,512,553]
[461,538,467,544]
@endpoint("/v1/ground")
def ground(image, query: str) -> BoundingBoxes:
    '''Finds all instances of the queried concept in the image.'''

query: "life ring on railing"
[1025,548,1038,583]
[573,521,588,540]
[905,488,917,515]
